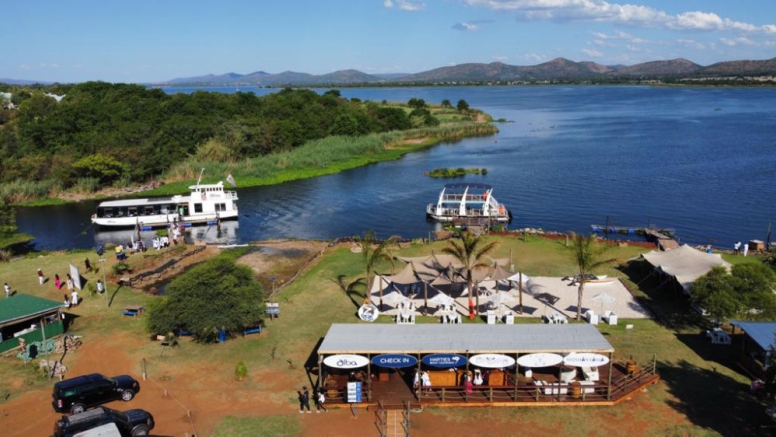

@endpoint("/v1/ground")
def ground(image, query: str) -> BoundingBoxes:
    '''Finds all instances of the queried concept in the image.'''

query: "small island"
[425,167,488,178]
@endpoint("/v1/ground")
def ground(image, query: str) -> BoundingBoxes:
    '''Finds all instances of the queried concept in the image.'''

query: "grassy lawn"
[0,236,772,436]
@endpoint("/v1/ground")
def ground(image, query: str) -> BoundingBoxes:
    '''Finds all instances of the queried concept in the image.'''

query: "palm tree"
[568,233,615,321]
[360,230,397,310]
[442,231,499,320]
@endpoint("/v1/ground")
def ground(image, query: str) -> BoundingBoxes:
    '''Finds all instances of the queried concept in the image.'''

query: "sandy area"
[371,276,650,321]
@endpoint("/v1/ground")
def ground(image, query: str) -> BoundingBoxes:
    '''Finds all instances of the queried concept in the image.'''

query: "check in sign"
[347,382,362,403]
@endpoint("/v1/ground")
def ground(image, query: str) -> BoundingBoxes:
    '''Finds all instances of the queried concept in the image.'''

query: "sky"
[4,0,776,83]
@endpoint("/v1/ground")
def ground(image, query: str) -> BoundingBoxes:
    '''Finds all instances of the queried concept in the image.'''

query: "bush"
[235,361,248,381]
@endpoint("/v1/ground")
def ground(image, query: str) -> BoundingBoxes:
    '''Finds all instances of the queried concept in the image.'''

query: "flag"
[226,173,237,188]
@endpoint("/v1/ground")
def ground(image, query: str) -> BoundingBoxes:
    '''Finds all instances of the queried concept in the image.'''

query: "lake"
[17,85,776,251]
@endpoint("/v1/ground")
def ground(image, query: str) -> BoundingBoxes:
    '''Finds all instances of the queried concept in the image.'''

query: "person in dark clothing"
[299,386,311,413]
[84,258,92,273]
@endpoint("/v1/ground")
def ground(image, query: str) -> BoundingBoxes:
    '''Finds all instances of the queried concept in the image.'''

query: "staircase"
[375,401,412,437]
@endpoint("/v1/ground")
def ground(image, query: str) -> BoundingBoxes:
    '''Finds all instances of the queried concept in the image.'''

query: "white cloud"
[518,52,548,63]
[720,36,755,47]
[591,30,647,44]
[493,55,509,61]
[19,64,31,70]
[384,0,425,11]
[452,22,479,31]
[462,0,776,35]
[676,39,706,50]
[581,48,603,57]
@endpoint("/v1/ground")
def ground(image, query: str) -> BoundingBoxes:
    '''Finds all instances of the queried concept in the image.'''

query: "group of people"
[297,386,328,413]
[37,262,104,308]
[734,241,750,257]
[413,370,432,392]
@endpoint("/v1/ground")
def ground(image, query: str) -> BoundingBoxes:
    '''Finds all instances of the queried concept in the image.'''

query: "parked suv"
[52,373,140,414]
[53,406,154,437]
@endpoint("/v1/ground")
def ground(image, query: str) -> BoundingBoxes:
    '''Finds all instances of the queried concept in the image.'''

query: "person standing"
[38,269,45,285]
[71,289,79,307]
[734,241,741,255]
[299,386,311,413]
[66,274,74,291]
[84,258,92,273]
[421,371,432,393]
[743,242,749,257]
[4,282,10,298]
[316,389,328,413]
[63,294,71,308]
[54,274,61,290]
[96,279,105,294]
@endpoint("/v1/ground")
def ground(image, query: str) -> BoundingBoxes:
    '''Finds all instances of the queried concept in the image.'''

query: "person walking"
[38,269,45,285]
[84,258,92,273]
[4,282,10,298]
[66,274,74,291]
[54,274,61,290]
[316,389,328,413]
[299,386,311,413]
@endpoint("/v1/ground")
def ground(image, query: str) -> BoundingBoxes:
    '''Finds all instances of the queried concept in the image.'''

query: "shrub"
[235,361,248,381]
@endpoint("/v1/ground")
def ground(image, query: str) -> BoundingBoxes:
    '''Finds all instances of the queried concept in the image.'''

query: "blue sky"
[5,0,776,83]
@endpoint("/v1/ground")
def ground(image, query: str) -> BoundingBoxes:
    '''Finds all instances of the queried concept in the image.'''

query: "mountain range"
[160,57,776,86]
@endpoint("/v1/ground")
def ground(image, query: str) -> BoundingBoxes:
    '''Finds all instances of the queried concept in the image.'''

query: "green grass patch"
[212,415,301,437]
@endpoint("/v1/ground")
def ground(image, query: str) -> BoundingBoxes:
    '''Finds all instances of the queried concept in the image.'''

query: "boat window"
[194,203,203,213]
[215,203,226,212]
[144,206,154,215]
[128,207,137,217]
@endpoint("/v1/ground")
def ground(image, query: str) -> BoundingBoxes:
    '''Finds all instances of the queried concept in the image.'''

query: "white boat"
[91,180,238,229]
[426,183,511,223]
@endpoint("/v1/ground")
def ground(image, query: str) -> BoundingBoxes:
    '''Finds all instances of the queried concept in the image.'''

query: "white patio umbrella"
[592,292,616,313]
[488,290,516,308]
[381,290,410,307]
[429,291,455,306]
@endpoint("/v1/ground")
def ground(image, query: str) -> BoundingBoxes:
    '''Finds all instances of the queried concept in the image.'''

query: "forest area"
[0,83,484,203]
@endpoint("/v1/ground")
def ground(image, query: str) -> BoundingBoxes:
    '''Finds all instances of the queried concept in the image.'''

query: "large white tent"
[641,244,731,294]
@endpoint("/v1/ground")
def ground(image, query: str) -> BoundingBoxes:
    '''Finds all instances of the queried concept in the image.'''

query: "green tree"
[147,257,264,342]
[442,231,499,319]
[0,198,17,237]
[457,99,470,112]
[441,99,452,108]
[330,114,361,136]
[71,154,129,184]
[692,266,741,321]
[568,233,615,321]
[407,98,426,109]
[359,230,397,309]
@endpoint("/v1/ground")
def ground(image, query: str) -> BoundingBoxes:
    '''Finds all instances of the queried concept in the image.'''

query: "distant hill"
[8,57,774,87]
[0,78,53,85]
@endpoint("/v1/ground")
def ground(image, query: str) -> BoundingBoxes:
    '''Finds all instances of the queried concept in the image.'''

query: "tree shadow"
[329,275,365,308]
[660,358,775,435]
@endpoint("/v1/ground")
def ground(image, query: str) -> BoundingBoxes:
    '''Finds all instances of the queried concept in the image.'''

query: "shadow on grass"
[660,359,776,436]
[329,275,365,309]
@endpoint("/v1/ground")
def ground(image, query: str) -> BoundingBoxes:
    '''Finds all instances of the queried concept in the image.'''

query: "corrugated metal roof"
[318,323,614,355]
[0,294,63,325]
[730,320,776,351]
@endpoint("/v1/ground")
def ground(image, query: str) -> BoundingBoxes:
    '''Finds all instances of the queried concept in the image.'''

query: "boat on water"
[91,179,238,229]
[426,183,511,223]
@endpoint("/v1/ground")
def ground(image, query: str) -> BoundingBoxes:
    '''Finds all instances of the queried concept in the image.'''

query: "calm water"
[17,86,776,250]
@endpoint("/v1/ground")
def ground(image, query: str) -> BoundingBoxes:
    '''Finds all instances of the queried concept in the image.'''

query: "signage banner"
[422,353,467,368]
[372,354,418,368]
[346,381,363,403]
[469,353,516,369]
[323,354,369,369]
[358,304,379,322]
[516,353,564,368]
[562,353,610,367]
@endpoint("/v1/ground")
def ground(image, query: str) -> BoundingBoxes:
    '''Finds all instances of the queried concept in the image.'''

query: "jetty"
[591,224,679,251]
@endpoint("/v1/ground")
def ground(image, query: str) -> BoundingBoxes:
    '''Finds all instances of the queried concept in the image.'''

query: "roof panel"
[0,294,63,325]
[318,323,614,355]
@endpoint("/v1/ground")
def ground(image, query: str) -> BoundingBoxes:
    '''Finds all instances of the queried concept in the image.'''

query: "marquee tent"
[641,244,731,294]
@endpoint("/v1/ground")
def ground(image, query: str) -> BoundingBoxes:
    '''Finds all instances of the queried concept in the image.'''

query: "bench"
[243,326,263,336]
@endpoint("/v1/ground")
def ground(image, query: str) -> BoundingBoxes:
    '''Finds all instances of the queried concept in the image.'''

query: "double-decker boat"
[426,183,511,223]
[91,179,238,229]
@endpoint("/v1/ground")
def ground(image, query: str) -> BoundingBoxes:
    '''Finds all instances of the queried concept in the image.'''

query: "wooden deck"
[321,360,660,410]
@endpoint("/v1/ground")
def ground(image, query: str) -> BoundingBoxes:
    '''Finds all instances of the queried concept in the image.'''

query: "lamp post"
[269,276,276,297]
[96,246,107,306]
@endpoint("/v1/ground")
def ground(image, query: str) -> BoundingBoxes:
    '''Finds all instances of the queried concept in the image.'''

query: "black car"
[52,373,140,414]
[53,406,154,437]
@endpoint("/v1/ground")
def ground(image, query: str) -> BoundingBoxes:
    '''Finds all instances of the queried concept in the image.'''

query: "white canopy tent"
[641,244,731,294]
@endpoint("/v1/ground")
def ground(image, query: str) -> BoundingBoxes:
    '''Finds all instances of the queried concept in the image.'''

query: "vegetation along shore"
[0,83,496,205]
